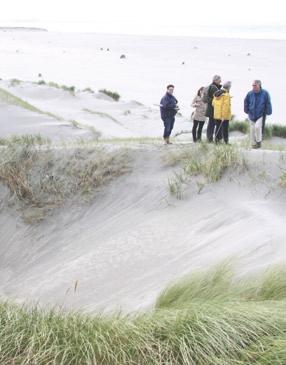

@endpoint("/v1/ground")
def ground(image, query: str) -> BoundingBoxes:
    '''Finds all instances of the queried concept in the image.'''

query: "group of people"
[159,75,272,148]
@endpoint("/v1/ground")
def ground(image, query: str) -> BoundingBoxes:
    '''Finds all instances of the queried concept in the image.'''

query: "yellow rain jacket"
[212,91,232,120]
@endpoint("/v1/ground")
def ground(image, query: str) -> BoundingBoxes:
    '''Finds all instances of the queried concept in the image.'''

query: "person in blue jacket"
[160,84,179,144]
[244,80,272,149]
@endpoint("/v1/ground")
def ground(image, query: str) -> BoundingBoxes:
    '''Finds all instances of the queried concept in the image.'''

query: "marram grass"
[1,265,286,364]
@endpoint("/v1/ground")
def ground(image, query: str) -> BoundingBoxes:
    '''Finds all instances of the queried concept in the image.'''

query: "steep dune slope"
[0,147,285,312]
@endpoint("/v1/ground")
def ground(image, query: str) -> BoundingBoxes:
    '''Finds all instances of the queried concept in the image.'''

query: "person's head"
[197,86,204,96]
[223,81,232,91]
[212,75,221,85]
[252,80,262,92]
[166,84,174,94]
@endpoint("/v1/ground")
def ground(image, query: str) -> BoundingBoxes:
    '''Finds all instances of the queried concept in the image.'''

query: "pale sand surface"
[0,31,285,123]
[0,31,285,312]
[0,147,285,312]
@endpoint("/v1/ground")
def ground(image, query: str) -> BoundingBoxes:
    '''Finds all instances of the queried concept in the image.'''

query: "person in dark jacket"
[160,84,179,144]
[205,75,222,142]
[244,80,272,149]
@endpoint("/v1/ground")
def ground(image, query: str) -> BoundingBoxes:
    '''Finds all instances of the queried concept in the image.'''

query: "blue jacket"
[160,93,178,121]
[244,89,272,122]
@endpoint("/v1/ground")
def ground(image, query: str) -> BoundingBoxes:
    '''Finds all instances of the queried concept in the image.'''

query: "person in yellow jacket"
[212,81,232,144]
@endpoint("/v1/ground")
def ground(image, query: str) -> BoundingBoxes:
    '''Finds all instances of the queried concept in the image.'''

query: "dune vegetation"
[230,120,286,139]
[0,140,131,222]
[166,143,247,198]
[0,264,286,364]
[99,89,120,101]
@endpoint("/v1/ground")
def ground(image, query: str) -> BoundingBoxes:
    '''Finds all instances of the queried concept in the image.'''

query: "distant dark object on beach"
[193,46,198,50]
[100,48,104,51]
[182,62,185,65]
[107,48,110,51]
[0,27,47,32]
[38,73,42,78]
[120,54,126,59]
[247,53,251,56]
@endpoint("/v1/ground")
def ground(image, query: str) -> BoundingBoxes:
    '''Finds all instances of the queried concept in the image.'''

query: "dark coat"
[244,89,272,122]
[205,83,221,118]
[160,93,178,121]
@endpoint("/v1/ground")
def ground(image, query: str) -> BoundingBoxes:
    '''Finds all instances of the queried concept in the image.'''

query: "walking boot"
[166,137,172,144]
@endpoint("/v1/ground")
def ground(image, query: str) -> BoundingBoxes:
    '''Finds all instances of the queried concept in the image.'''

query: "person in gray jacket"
[191,87,207,142]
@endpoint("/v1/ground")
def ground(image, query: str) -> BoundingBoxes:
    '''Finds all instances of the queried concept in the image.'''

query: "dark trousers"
[192,120,205,142]
[215,120,229,143]
[163,117,175,138]
[262,115,266,138]
[206,117,216,142]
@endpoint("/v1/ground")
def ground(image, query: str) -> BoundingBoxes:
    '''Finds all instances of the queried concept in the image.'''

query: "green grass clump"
[99,88,120,101]
[271,124,286,138]
[229,120,249,134]
[166,143,246,197]
[9,78,22,86]
[0,143,130,222]
[47,81,75,95]
[82,87,95,93]
[37,79,46,85]
[0,134,51,146]
[1,265,286,364]
[229,120,286,140]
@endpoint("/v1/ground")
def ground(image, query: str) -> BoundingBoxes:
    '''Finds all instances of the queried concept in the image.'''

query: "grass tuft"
[99,88,120,101]
[1,265,286,363]
[0,143,130,222]
[165,143,247,197]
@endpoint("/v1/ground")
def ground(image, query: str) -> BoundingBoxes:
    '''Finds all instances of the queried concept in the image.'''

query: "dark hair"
[167,84,174,89]
[197,86,204,96]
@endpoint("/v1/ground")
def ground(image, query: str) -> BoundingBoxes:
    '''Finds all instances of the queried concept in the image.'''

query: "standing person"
[160,84,179,144]
[191,87,207,142]
[204,75,222,142]
[244,80,272,149]
[212,81,232,144]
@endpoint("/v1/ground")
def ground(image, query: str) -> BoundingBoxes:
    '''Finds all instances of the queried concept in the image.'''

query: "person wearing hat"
[212,81,232,144]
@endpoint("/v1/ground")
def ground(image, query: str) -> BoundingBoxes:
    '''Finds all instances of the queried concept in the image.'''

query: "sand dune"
[0,145,285,312]
[0,31,285,314]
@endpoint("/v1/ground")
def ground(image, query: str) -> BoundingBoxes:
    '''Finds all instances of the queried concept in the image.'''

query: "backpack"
[202,85,210,103]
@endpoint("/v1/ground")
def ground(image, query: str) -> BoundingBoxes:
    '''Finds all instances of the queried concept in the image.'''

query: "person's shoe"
[252,142,261,149]
[166,137,173,144]
[163,137,168,144]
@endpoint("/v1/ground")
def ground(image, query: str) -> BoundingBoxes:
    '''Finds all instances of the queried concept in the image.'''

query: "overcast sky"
[1,0,285,35]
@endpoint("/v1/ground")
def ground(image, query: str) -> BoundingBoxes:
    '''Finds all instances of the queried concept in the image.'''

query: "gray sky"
[1,0,285,35]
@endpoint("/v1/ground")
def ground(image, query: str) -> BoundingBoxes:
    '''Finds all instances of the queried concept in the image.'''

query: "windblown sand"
[0,30,285,312]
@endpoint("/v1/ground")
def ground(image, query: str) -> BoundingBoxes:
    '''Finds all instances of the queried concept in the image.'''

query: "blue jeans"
[163,117,175,138]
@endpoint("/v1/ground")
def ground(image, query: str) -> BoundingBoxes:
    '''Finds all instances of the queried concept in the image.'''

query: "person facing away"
[212,81,232,144]
[205,75,222,142]
[160,84,179,144]
[244,80,272,149]
[191,87,207,142]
